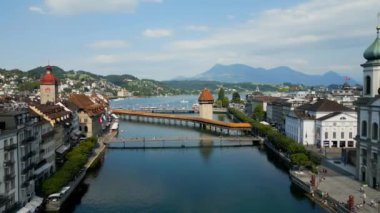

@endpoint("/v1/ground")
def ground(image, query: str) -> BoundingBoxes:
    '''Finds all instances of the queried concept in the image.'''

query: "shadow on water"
[58,157,105,213]
[290,183,319,209]
[264,147,290,175]
[59,182,89,213]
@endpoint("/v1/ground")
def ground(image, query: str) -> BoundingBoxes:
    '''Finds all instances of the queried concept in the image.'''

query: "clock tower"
[40,65,59,104]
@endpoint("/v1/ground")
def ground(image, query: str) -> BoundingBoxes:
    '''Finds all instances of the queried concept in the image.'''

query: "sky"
[0,0,379,81]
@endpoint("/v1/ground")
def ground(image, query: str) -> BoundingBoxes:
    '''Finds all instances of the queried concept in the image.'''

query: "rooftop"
[198,88,214,103]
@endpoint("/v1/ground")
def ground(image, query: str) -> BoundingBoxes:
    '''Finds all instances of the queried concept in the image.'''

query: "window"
[84,126,88,132]
[362,121,368,137]
[341,132,344,138]
[366,76,371,95]
[333,132,336,139]
[349,132,353,139]
[373,123,379,140]
[340,117,346,120]
[325,132,328,139]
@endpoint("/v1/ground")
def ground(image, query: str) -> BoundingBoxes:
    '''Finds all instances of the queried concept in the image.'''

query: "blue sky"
[0,0,379,81]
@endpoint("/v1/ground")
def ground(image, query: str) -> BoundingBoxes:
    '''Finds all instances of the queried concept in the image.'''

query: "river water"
[66,95,325,213]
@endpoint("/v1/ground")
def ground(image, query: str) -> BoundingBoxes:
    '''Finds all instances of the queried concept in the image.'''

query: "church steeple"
[362,23,380,97]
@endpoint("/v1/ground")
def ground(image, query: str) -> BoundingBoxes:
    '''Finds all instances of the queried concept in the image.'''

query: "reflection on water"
[199,135,214,161]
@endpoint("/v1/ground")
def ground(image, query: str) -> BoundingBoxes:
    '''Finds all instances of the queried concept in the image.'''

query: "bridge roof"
[111,109,251,129]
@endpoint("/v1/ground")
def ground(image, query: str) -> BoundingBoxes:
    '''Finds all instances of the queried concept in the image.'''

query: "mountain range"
[184,64,358,85]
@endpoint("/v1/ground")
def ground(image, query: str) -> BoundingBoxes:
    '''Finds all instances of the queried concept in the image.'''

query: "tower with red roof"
[40,65,59,104]
[198,88,214,120]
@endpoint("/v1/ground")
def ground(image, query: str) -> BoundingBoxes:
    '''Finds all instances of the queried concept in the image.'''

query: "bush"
[42,137,97,196]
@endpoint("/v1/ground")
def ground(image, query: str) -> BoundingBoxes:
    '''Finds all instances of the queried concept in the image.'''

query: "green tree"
[290,153,309,167]
[231,91,241,103]
[217,87,225,101]
[221,97,229,108]
[253,104,265,121]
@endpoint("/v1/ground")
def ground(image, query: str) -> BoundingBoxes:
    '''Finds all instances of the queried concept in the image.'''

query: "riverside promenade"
[293,165,380,213]
[85,131,117,168]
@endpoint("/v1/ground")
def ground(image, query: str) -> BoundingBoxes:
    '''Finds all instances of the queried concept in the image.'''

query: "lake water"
[66,96,325,213]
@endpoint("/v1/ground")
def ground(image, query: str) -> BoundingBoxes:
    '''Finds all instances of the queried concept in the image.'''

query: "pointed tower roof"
[364,27,380,61]
[198,88,214,103]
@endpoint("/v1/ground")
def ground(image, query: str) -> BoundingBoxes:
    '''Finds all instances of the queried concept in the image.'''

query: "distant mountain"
[189,64,358,85]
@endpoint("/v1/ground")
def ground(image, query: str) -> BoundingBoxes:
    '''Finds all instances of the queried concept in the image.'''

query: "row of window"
[324,131,353,139]
[361,121,380,140]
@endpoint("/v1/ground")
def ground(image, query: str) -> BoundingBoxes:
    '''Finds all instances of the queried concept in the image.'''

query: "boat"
[180,99,189,104]
[192,103,199,111]
[45,169,87,211]
[111,122,119,134]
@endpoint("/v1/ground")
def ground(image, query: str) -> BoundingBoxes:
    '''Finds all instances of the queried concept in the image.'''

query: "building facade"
[285,99,356,147]
[356,27,380,187]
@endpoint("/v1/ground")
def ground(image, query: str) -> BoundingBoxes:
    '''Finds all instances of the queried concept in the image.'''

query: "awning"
[17,196,43,213]
[34,162,52,176]
[17,207,31,213]
[56,144,71,155]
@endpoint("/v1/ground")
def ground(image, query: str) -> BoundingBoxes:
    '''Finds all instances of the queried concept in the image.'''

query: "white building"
[316,112,357,148]
[285,99,356,147]
[356,26,380,187]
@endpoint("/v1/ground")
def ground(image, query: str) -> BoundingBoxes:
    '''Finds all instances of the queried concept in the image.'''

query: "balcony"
[4,173,15,181]
[21,136,35,144]
[21,163,35,174]
[3,159,15,167]
[21,181,29,188]
[21,151,35,161]
[4,144,17,151]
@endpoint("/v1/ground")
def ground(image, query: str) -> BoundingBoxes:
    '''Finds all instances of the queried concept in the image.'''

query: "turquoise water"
[66,96,325,213]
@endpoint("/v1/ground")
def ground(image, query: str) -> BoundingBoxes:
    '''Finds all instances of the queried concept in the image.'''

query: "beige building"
[198,88,214,120]
[69,94,106,138]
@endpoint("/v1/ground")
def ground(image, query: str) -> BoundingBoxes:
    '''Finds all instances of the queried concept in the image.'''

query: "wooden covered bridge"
[111,109,252,136]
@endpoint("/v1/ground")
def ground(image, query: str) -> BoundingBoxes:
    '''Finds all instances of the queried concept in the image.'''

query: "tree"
[253,104,265,121]
[231,91,241,103]
[217,87,225,101]
[290,153,309,167]
[221,97,229,108]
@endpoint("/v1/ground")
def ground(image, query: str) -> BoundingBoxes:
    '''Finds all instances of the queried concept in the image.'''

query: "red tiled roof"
[198,88,214,102]
[69,94,105,116]
[40,67,59,85]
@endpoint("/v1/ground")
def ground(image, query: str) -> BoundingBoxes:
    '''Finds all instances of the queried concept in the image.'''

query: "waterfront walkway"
[295,166,380,213]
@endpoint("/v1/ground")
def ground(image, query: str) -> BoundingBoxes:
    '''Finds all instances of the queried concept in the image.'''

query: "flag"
[99,116,103,124]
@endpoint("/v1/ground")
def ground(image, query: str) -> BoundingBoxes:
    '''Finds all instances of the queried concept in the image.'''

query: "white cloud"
[87,0,380,80]
[89,40,130,49]
[40,0,144,15]
[163,0,380,78]
[143,29,172,38]
[185,25,210,32]
[90,52,176,64]
[29,6,46,14]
